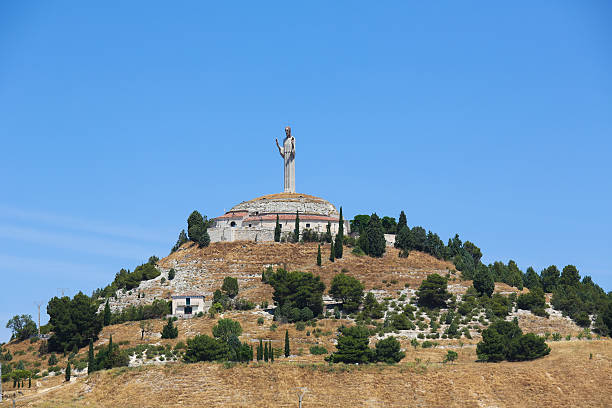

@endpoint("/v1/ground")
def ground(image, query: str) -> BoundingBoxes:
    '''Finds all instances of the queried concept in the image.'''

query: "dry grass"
[3,340,610,407]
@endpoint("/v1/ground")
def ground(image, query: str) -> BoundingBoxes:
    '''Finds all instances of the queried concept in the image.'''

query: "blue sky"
[1,1,610,342]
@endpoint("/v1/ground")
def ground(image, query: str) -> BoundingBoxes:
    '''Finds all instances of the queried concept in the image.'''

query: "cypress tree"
[329,239,335,262]
[293,211,300,242]
[251,345,255,361]
[264,341,269,362]
[365,213,386,257]
[88,338,95,374]
[270,343,274,362]
[103,299,111,326]
[108,334,113,354]
[325,221,332,243]
[317,244,322,266]
[397,211,407,233]
[29,376,31,388]
[274,215,281,242]
[284,330,290,357]
[335,207,344,259]
[258,339,263,361]
[65,362,71,382]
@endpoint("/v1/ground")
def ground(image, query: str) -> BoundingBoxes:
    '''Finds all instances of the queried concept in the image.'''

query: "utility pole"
[57,288,68,297]
[0,362,2,402]
[295,387,308,408]
[35,301,42,336]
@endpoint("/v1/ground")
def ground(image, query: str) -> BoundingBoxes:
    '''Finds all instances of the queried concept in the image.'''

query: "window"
[186,297,190,306]
[230,221,236,227]
[306,223,310,228]
[184,306,192,314]
[249,224,252,227]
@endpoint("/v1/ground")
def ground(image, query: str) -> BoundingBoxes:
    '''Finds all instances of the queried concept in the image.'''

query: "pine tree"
[329,239,335,262]
[397,211,407,233]
[88,338,95,374]
[258,339,263,361]
[335,207,344,259]
[187,210,210,248]
[103,299,111,326]
[284,329,290,357]
[65,362,71,382]
[293,211,300,242]
[364,214,386,257]
[274,215,281,242]
[317,245,322,267]
[171,229,189,253]
[264,341,269,362]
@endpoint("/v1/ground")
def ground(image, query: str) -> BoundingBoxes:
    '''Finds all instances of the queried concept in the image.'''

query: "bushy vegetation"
[417,274,451,309]
[109,299,171,325]
[263,267,325,320]
[477,319,550,362]
[327,326,404,364]
[188,210,211,248]
[183,319,252,363]
[161,318,178,339]
[47,292,102,353]
[330,273,364,313]
[92,257,161,298]
[5,315,37,342]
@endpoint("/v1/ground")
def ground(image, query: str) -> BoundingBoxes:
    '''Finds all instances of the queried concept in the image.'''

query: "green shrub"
[309,345,328,355]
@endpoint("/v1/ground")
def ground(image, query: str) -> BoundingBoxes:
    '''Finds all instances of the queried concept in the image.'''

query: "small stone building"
[171,294,207,317]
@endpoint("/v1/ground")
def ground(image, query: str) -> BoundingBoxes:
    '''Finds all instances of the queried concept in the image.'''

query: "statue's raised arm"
[275,138,284,157]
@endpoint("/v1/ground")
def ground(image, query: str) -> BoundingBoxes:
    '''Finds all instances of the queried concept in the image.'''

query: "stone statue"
[276,126,296,193]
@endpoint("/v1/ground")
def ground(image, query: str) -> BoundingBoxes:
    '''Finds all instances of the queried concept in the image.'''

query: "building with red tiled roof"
[208,192,348,243]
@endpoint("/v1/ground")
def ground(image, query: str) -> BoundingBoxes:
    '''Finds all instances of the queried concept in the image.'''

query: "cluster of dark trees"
[106,299,171,325]
[92,257,161,299]
[326,326,404,364]
[89,335,129,373]
[184,319,252,363]
[47,292,102,353]
[262,267,325,322]
[5,314,37,341]
[477,319,550,362]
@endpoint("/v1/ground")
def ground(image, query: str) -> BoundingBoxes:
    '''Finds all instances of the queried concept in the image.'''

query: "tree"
[463,241,482,266]
[187,210,210,247]
[381,216,397,235]
[523,267,541,289]
[264,341,269,362]
[48,353,58,365]
[221,276,239,298]
[476,319,550,362]
[335,207,344,259]
[274,215,281,242]
[473,265,494,297]
[212,318,242,343]
[5,314,37,341]
[362,213,386,257]
[103,300,111,326]
[293,211,300,242]
[47,292,102,353]
[87,339,95,374]
[443,350,458,364]
[350,215,370,235]
[416,274,451,309]
[184,335,229,363]
[327,325,373,364]
[265,269,326,317]
[171,229,189,253]
[560,265,581,287]
[395,226,411,250]
[397,211,407,233]
[161,318,178,339]
[168,268,176,280]
[374,337,404,363]
[284,330,290,357]
[330,273,364,313]
[540,265,560,292]
[257,339,263,361]
[317,244,322,267]
[329,239,335,262]
[65,362,71,382]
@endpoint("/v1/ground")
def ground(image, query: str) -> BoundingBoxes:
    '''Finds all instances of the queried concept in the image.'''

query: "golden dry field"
[1,340,610,407]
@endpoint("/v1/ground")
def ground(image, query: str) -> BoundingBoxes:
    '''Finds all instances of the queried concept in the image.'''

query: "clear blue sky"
[1,1,611,342]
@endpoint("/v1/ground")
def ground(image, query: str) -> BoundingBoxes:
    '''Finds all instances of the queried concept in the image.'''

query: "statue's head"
[285,126,291,138]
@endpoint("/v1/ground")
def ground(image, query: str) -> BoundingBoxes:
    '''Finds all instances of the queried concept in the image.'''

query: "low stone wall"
[208,227,276,243]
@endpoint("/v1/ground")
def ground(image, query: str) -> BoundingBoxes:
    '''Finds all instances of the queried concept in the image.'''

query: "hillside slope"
[2,341,610,407]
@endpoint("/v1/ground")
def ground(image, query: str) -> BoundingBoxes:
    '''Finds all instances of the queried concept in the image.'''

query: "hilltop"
[2,241,604,407]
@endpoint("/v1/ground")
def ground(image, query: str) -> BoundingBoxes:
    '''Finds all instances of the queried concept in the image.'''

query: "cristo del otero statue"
[207,126,349,242]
